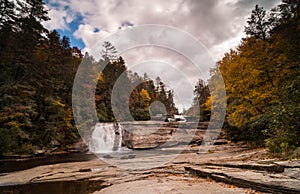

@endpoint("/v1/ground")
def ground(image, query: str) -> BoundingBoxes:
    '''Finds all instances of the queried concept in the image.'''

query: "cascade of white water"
[89,123,122,153]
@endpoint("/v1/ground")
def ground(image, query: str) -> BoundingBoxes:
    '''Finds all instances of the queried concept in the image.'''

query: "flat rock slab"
[1,142,298,194]
[93,176,255,194]
[185,165,300,194]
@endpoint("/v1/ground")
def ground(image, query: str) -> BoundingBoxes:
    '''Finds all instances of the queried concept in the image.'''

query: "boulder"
[121,123,207,149]
[122,126,174,149]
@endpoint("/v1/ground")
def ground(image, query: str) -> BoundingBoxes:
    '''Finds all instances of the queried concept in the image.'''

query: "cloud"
[43,5,69,30]
[45,0,280,58]
[73,24,110,54]
[44,0,281,110]
[43,0,79,31]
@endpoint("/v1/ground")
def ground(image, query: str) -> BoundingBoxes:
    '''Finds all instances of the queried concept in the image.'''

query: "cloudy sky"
[43,0,280,111]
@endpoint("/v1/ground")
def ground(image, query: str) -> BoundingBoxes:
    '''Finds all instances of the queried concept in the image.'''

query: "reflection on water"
[0,179,110,194]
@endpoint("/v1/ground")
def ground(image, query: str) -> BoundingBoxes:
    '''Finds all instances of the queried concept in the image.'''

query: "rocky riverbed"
[0,121,299,194]
[1,142,299,194]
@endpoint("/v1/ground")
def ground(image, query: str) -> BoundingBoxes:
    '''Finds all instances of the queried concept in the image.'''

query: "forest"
[0,0,299,157]
[205,1,299,157]
[94,42,178,122]
[0,0,177,155]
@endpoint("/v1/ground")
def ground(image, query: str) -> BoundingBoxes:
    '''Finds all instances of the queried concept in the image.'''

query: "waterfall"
[89,123,122,153]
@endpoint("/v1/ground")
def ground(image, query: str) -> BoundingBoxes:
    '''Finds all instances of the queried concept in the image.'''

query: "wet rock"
[120,154,136,160]
[120,156,128,160]
[34,150,46,157]
[103,155,113,159]
[128,154,136,159]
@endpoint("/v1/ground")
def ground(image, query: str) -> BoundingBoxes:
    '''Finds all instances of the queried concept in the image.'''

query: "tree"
[0,0,83,154]
[166,90,178,115]
[209,1,300,155]
[193,79,210,105]
[129,88,151,120]
[100,41,118,62]
[140,89,151,108]
[185,79,210,121]
[96,43,131,122]
[244,5,270,40]
[0,0,16,29]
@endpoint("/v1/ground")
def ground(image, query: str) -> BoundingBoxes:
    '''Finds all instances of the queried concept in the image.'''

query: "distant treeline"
[93,42,178,122]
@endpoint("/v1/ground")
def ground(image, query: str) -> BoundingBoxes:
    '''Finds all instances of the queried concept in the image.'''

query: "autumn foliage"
[208,1,300,156]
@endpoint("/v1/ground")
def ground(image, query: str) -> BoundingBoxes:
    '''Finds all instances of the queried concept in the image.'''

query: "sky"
[43,0,281,112]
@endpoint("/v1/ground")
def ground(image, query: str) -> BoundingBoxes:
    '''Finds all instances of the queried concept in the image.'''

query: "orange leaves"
[140,88,151,106]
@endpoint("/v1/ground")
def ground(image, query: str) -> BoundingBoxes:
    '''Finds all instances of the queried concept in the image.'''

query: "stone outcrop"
[0,141,299,194]
[121,121,224,149]
[122,125,173,149]
[185,162,300,194]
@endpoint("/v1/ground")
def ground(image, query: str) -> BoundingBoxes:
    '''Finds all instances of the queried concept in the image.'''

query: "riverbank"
[1,141,299,194]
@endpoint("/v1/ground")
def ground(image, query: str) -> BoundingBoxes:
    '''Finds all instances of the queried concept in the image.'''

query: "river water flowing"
[89,123,123,153]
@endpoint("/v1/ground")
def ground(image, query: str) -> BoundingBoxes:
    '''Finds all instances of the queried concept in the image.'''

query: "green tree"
[0,0,82,154]
[0,0,16,29]
[244,5,270,40]
[185,79,210,121]
[95,42,131,121]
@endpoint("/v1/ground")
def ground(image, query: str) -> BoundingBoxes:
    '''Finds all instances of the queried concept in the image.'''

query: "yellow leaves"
[140,89,150,101]
[216,39,279,128]
[227,104,256,128]
[140,89,151,108]
[205,96,212,111]
[97,72,104,83]
[63,108,74,129]
[5,121,22,128]
[52,100,65,108]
